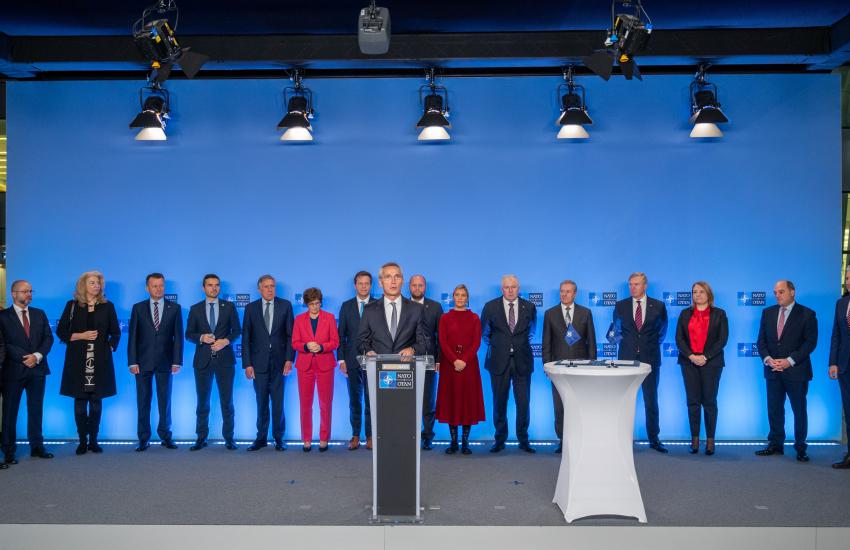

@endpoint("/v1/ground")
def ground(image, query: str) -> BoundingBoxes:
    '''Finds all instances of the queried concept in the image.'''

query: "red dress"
[435,309,486,426]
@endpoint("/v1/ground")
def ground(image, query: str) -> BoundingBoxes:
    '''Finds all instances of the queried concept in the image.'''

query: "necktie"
[153,301,160,331]
[359,301,365,317]
[564,306,572,326]
[634,300,643,332]
[209,302,217,332]
[264,301,272,333]
[777,307,786,339]
[845,303,850,329]
[508,302,516,333]
[389,302,398,340]
[21,309,31,339]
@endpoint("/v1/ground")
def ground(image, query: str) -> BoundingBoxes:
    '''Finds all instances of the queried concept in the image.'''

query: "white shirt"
[561,303,575,325]
[149,298,164,328]
[205,299,220,330]
[632,296,647,325]
[384,296,402,334]
[503,298,518,327]
[262,299,275,330]
[411,297,425,305]
[12,304,42,363]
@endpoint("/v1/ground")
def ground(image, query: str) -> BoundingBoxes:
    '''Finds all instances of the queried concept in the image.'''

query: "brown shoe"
[348,436,360,451]
[366,437,373,450]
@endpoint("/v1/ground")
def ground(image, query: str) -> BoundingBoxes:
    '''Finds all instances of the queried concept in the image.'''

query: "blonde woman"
[57,271,121,455]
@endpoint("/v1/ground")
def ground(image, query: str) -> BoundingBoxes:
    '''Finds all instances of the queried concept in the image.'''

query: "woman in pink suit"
[292,287,340,452]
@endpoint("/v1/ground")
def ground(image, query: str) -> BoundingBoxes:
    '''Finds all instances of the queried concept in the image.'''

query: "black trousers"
[346,367,371,438]
[680,364,723,438]
[838,372,850,453]
[766,377,808,451]
[1,374,47,455]
[490,357,531,445]
[551,381,564,442]
[135,370,173,442]
[252,368,285,443]
[421,370,437,440]
[194,364,235,441]
[74,396,103,439]
[641,364,661,443]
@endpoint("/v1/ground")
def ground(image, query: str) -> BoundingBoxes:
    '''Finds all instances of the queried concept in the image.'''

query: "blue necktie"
[209,302,217,332]
[359,300,365,317]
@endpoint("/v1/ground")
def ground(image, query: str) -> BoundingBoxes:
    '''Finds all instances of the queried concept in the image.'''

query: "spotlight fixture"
[416,68,451,142]
[556,66,592,140]
[129,85,169,141]
[277,69,315,142]
[132,0,209,84]
[358,0,391,55]
[583,0,652,81]
[689,64,729,138]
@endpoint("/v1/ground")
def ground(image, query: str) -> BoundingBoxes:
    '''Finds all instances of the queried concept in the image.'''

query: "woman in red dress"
[436,284,485,455]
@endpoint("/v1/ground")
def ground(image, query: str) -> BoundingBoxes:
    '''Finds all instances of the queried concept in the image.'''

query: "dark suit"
[757,302,817,451]
[241,297,294,444]
[828,295,850,453]
[0,307,52,456]
[542,303,596,443]
[417,298,443,441]
[337,296,376,438]
[127,298,183,443]
[186,299,241,442]
[612,296,668,443]
[481,297,537,446]
[675,306,728,438]
[358,297,429,356]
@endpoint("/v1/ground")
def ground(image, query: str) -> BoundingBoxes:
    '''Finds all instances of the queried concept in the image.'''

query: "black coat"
[0,306,52,381]
[612,297,668,368]
[542,303,596,363]
[480,297,537,376]
[675,306,729,368]
[358,297,429,356]
[757,303,817,382]
[56,300,121,399]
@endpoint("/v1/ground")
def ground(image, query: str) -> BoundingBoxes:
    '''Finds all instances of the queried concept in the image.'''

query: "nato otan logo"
[596,343,618,358]
[663,343,679,357]
[663,292,692,307]
[738,292,766,306]
[235,343,242,359]
[440,293,453,307]
[235,294,251,308]
[531,343,542,358]
[379,371,397,389]
[523,292,544,307]
[589,292,617,307]
[737,343,759,357]
[164,293,178,302]
[119,319,130,333]
[295,293,306,307]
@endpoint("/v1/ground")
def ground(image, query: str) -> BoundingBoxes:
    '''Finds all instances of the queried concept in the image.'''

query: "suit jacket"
[358,297,429,356]
[292,310,340,372]
[612,297,668,368]
[829,295,850,375]
[480,297,537,376]
[241,297,295,373]
[757,303,817,382]
[127,299,183,373]
[186,299,241,369]
[0,306,50,381]
[418,297,443,360]
[542,303,596,363]
[337,296,377,370]
[675,306,728,368]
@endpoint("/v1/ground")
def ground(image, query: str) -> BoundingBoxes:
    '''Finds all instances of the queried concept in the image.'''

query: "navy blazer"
[829,295,850,374]
[612,297,668,368]
[0,306,52,380]
[480,297,537,376]
[337,296,376,369]
[542,303,596,363]
[675,306,729,368]
[358,297,429,356]
[758,303,817,382]
[186,299,241,368]
[419,297,443,360]
[241,297,295,373]
[127,299,184,372]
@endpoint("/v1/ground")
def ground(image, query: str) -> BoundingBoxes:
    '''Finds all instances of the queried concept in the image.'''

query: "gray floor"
[0,441,848,527]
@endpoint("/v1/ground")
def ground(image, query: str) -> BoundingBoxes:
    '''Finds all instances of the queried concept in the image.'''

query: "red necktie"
[634,300,643,332]
[22,309,31,339]
[845,303,850,329]
[777,307,786,339]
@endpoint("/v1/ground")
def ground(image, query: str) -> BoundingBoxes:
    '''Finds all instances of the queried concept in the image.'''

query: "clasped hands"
[201,333,228,351]
[767,357,792,372]
[688,354,708,366]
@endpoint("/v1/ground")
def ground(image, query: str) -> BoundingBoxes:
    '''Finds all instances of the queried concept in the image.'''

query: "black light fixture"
[129,85,169,141]
[277,69,315,142]
[358,0,391,55]
[416,68,451,141]
[556,66,592,139]
[584,0,653,81]
[132,0,209,84]
[689,64,729,138]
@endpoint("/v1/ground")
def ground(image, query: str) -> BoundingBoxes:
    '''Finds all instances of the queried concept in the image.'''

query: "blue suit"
[0,306,53,456]
[337,296,376,438]
[829,295,850,453]
[186,299,241,442]
[127,298,183,442]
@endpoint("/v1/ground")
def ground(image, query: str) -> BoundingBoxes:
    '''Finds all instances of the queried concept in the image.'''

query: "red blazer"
[292,310,340,372]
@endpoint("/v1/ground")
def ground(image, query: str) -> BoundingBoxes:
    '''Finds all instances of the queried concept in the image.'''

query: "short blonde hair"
[74,270,108,306]
[628,272,648,284]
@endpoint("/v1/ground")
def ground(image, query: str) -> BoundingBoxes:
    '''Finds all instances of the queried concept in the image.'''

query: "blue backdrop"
[6,73,842,441]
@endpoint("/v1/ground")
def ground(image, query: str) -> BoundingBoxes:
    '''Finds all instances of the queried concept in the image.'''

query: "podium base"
[368,513,424,525]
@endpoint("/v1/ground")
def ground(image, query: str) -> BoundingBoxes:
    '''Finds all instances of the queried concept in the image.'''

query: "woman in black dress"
[57,271,120,455]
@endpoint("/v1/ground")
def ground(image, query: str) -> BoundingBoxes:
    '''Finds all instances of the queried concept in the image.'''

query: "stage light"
[129,86,169,141]
[358,0,391,55]
[556,66,592,140]
[689,64,729,138]
[132,0,209,84]
[277,69,315,142]
[416,68,451,142]
[583,0,652,81]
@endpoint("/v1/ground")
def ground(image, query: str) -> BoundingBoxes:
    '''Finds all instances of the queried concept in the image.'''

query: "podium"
[362,354,433,523]
[544,360,651,523]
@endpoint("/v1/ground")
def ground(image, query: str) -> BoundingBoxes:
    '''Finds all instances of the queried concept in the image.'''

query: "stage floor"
[0,441,848,527]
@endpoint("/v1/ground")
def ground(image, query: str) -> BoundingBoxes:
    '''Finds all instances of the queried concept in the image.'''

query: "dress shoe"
[319,443,329,453]
[796,450,810,462]
[831,453,850,469]
[518,443,536,454]
[445,442,458,455]
[160,439,178,449]
[489,442,506,453]
[30,448,54,459]
[135,441,150,452]
[366,437,373,450]
[4,455,18,465]
[88,440,103,454]
[554,443,562,454]
[75,443,87,455]
[689,436,700,454]
[189,440,208,451]
[648,441,669,454]
[422,438,433,451]
[0,463,7,470]
[705,438,715,456]
[755,446,784,456]
[224,440,238,450]
[348,436,360,451]
[275,441,287,451]
[302,444,312,452]
[247,441,267,452]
